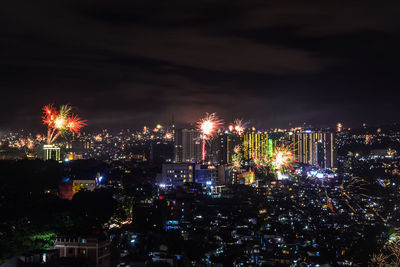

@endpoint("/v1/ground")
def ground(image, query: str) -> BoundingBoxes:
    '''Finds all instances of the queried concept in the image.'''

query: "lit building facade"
[162,163,218,187]
[212,132,242,164]
[65,152,83,161]
[174,129,202,163]
[162,163,195,186]
[290,131,337,169]
[43,144,60,161]
[243,131,273,161]
[72,179,97,193]
[233,169,255,185]
[54,235,110,267]
[194,164,218,186]
[66,140,91,150]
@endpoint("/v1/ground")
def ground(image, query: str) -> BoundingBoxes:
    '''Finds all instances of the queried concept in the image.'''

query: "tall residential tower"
[290,131,336,169]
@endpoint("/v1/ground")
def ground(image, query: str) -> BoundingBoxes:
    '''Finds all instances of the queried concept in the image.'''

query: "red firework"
[42,104,86,144]
[197,113,223,139]
[233,118,248,136]
[66,114,86,134]
[197,113,223,163]
[42,104,57,127]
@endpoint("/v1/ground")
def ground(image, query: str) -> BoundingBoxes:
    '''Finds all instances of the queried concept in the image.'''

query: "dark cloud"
[0,0,399,131]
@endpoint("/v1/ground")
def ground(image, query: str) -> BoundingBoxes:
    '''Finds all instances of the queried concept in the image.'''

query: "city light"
[1,2,397,266]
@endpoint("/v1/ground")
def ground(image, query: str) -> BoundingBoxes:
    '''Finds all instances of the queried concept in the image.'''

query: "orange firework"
[197,113,223,163]
[197,113,223,139]
[253,154,268,169]
[233,118,248,136]
[231,148,242,170]
[164,132,173,140]
[27,138,34,150]
[66,114,86,134]
[36,134,43,142]
[42,104,86,144]
[269,144,297,174]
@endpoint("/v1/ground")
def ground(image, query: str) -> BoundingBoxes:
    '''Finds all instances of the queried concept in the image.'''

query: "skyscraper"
[174,129,202,163]
[174,128,183,162]
[212,132,241,164]
[242,131,272,161]
[290,131,336,169]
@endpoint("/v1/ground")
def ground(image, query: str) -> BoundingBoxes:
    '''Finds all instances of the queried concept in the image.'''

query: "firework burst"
[252,144,297,176]
[198,113,223,138]
[269,145,297,174]
[66,114,86,134]
[233,118,248,135]
[252,153,269,169]
[26,138,35,150]
[231,145,243,170]
[164,132,173,140]
[42,104,86,144]
[197,113,223,163]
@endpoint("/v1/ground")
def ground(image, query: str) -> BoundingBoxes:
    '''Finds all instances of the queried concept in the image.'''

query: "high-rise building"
[242,131,273,161]
[212,132,241,164]
[290,131,336,169]
[173,128,183,163]
[150,141,174,164]
[174,129,202,163]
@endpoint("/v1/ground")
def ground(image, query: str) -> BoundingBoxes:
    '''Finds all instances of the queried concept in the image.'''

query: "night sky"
[1,1,400,131]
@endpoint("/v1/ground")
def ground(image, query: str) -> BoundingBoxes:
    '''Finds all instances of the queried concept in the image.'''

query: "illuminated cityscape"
[1,1,400,267]
[3,120,400,266]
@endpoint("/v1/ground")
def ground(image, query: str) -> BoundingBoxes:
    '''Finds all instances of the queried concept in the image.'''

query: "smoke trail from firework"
[339,176,386,221]
[197,113,223,164]
[42,104,86,144]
